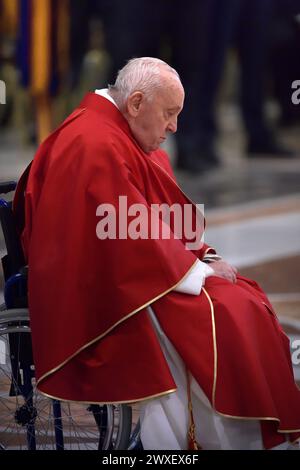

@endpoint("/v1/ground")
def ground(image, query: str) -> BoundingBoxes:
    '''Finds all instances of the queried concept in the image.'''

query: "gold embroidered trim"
[201,288,300,433]
[202,288,217,407]
[37,387,177,405]
[186,368,202,450]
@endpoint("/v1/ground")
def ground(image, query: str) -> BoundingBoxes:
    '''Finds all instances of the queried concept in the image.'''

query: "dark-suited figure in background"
[104,0,296,174]
[104,0,209,171]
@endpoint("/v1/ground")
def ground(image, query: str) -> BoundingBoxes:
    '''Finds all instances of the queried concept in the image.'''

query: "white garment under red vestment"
[140,307,299,451]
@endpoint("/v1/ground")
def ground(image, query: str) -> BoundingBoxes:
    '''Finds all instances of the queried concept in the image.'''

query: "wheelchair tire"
[0,309,132,450]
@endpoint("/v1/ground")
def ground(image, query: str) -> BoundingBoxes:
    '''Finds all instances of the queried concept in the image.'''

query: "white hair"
[108,57,182,110]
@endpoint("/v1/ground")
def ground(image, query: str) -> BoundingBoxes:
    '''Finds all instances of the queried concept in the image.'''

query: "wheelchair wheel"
[0,309,132,450]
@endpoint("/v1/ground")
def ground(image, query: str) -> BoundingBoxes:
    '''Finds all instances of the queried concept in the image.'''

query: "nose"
[167,117,177,134]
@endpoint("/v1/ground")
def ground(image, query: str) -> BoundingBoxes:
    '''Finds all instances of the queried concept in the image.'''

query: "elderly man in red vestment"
[14,57,300,450]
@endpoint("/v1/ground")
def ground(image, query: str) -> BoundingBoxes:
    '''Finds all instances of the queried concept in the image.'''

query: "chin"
[143,145,158,154]
[139,139,160,154]
[149,143,161,153]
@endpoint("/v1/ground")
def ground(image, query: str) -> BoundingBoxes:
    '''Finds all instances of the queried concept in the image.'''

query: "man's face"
[128,77,184,154]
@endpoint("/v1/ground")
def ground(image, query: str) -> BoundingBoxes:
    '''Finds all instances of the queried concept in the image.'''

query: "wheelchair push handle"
[0,181,17,194]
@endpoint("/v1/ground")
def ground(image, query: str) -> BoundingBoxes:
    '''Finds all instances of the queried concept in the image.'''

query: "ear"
[127,91,143,117]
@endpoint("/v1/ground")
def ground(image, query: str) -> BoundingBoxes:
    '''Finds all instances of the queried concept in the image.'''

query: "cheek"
[142,117,161,138]
[138,109,165,141]
[152,116,166,134]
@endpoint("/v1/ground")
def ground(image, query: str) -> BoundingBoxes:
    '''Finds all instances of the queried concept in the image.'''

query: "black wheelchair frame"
[0,181,140,450]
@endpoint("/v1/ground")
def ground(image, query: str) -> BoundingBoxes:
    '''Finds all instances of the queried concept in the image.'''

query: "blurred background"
[0,0,300,379]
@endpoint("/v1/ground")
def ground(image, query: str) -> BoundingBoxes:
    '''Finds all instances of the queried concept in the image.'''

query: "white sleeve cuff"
[173,259,214,296]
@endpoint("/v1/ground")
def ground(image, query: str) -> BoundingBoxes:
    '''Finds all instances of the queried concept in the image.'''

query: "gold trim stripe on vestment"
[202,287,300,435]
[37,387,178,405]
[37,259,199,387]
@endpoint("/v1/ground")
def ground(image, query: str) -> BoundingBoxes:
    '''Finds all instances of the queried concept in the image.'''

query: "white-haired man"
[15,57,300,450]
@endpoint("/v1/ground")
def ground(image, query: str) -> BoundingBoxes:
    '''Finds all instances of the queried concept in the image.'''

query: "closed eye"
[165,110,176,119]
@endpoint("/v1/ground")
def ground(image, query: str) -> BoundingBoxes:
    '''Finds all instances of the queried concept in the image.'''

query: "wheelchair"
[0,181,141,450]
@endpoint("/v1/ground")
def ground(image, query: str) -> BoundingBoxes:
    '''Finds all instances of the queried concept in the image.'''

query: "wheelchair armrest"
[0,181,17,194]
[4,272,28,309]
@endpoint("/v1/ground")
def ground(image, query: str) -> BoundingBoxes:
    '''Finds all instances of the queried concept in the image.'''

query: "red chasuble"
[15,93,300,448]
